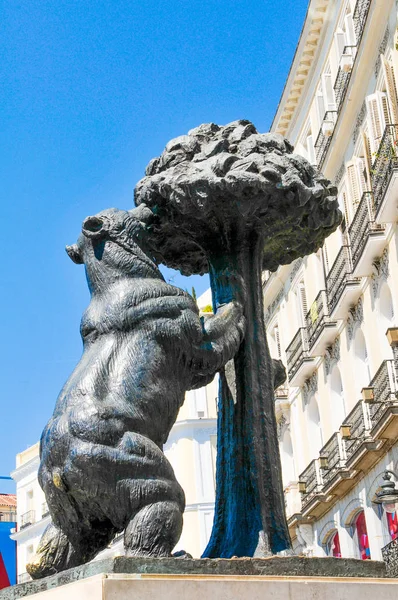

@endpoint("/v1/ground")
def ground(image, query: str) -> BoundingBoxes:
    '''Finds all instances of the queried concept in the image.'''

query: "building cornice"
[271,0,332,137]
[10,456,40,483]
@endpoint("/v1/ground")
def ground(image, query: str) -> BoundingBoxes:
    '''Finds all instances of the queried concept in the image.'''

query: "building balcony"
[305,290,339,356]
[326,246,362,320]
[42,502,50,519]
[319,432,349,492]
[314,111,337,167]
[367,359,398,441]
[371,124,398,224]
[285,328,316,387]
[334,46,356,110]
[348,192,387,277]
[298,459,323,512]
[20,510,35,530]
[353,0,371,43]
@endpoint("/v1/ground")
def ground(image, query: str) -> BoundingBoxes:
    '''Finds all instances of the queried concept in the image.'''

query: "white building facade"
[11,291,218,583]
[268,0,398,561]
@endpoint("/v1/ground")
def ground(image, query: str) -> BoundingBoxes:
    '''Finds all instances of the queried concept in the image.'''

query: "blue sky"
[0,0,308,491]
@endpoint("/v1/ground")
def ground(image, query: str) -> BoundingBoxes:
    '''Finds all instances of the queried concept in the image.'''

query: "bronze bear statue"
[27,206,245,579]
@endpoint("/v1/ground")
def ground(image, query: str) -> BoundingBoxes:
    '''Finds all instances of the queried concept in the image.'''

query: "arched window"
[307,395,323,460]
[354,511,371,560]
[330,366,346,431]
[326,531,342,558]
[378,283,395,358]
[280,429,296,487]
[354,329,370,394]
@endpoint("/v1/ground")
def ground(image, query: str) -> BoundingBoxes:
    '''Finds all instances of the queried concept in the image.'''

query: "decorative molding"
[353,102,366,144]
[302,372,318,405]
[375,27,390,78]
[346,297,364,343]
[290,259,303,283]
[277,413,290,442]
[264,287,285,325]
[334,162,345,187]
[324,337,340,377]
[371,247,389,298]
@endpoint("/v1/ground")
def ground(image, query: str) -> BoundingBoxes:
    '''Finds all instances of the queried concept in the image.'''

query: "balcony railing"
[367,360,398,429]
[341,400,370,462]
[20,510,35,530]
[299,460,322,507]
[315,111,338,167]
[319,433,346,486]
[0,512,16,522]
[275,386,289,399]
[305,290,336,352]
[286,328,309,382]
[353,0,372,42]
[334,46,356,110]
[371,124,398,216]
[41,502,50,519]
[326,245,359,315]
[348,192,386,270]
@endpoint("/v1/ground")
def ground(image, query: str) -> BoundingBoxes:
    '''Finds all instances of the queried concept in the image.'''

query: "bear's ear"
[65,244,84,264]
[129,204,154,225]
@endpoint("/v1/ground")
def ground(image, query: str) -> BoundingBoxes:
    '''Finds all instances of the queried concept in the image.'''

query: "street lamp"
[375,470,398,514]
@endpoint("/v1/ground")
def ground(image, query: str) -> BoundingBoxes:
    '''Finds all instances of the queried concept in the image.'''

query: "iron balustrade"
[274,386,289,399]
[314,111,338,167]
[41,502,50,518]
[334,47,356,110]
[286,328,309,382]
[0,511,16,522]
[353,0,372,41]
[326,245,357,314]
[305,290,335,351]
[367,360,398,429]
[319,433,346,486]
[299,460,322,506]
[20,510,35,529]
[371,124,398,215]
[342,400,370,462]
[348,192,385,269]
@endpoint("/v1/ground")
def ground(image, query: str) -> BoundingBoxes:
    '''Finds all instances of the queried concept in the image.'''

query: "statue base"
[1,556,395,600]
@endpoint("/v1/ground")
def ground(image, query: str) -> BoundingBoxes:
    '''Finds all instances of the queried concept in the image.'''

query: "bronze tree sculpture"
[135,120,342,557]
[27,206,245,579]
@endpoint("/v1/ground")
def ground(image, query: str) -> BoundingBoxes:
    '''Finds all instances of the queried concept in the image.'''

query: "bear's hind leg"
[26,523,82,580]
[124,501,183,558]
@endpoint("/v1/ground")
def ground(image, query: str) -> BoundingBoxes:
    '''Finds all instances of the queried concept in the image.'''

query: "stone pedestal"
[1,557,396,600]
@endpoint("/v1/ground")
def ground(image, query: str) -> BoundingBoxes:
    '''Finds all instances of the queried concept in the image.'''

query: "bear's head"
[66,206,163,292]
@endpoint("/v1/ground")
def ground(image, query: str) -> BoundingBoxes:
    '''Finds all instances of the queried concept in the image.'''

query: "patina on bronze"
[135,120,341,557]
[27,206,245,579]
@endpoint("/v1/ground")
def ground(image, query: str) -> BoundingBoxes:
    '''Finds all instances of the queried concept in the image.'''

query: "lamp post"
[375,470,398,513]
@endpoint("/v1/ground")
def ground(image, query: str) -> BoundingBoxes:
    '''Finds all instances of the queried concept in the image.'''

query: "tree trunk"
[202,231,291,557]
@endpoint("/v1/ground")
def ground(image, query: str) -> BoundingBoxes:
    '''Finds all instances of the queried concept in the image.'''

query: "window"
[366,91,390,154]
[296,281,308,327]
[354,511,371,560]
[307,395,323,460]
[387,510,398,541]
[280,429,296,487]
[326,531,342,557]
[330,366,346,431]
[354,330,370,395]
[346,157,367,208]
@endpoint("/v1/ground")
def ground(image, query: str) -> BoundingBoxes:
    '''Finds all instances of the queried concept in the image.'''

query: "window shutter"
[344,13,355,46]
[355,157,367,197]
[323,244,329,275]
[346,161,361,206]
[322,73,336,111]
[316,91,326,125]
[334,29,346,59]
[274,324,282,359]
[366,93,387,153]
[299,282,308,324]
[361,130,373,185]
[381,55,398,124]
[307,134,316,165]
